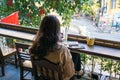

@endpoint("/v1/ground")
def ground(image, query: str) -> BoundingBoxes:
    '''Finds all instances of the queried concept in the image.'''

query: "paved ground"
[69,16,120,42]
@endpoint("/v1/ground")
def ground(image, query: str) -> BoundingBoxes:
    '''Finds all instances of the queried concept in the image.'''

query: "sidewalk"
[69,16,120,42]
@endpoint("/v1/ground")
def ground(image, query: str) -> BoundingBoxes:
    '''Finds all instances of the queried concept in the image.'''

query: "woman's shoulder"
[58,43,69,51]
[57,44,71,56]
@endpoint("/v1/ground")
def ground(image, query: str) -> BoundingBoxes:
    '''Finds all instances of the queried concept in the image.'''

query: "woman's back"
[31,44,74,80]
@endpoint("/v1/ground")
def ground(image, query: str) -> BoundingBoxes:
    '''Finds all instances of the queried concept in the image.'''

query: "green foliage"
[14,0,41,27]
[81,0,100,16]
[6,37,15,48]
[0,0,100,28]
[0,0,83,28]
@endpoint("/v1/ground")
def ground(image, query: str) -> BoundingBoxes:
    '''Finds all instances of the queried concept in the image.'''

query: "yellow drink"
[86,37,95,46]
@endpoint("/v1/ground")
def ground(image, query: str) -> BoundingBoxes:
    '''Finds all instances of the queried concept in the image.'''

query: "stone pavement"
[69,16,120,42]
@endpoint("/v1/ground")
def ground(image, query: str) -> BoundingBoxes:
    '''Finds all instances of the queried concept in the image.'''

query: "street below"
[69,16,120,42]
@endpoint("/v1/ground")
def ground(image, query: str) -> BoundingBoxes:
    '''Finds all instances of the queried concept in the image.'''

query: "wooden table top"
[0,28,35,41]
[0,28,120,60]
[69,42,120,60]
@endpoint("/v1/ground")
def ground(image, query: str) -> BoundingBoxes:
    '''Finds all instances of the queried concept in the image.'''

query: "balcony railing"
[0,22,120,80]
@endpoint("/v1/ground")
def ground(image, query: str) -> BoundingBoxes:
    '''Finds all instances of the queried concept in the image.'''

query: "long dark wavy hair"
[30,15,60,59]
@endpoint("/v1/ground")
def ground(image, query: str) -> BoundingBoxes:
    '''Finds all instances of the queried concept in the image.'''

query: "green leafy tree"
[0,0,99,28]
[0,0,84,28]
[81,0,100,16]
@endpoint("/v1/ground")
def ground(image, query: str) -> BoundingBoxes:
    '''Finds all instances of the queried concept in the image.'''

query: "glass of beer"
[86,37,95,46]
